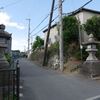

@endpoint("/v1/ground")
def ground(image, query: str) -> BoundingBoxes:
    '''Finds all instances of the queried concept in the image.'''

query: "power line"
[30,14,49,34]
[30,7,57,34]
[31,0,92,37]
[80,0,93,9]
[63,0,93,16]
[0,0,24,9]
[31,15,59,37]
[26,18,31,55]
[30,0,66,34]
[30,4,59,34]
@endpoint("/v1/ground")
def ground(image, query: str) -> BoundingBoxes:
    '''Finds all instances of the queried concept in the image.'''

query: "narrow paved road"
[20,58,100,100]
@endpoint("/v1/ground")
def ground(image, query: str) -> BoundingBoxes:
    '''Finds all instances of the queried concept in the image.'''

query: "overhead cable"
[30,0,66,34]
[0,0,24,9]
[63,0,93,16]
[31,0,92,36]
[31,15,59,37]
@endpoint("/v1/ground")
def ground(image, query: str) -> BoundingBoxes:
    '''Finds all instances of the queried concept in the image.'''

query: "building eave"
[64,8,100,16]
[43,23,57,33]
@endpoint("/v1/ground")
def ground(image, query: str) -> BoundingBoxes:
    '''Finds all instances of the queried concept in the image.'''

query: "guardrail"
[0,60,20,100]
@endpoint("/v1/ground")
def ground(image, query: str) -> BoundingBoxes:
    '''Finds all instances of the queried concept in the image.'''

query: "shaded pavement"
[20,58,100,100]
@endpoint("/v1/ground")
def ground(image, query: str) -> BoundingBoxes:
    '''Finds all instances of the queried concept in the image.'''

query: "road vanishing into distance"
[19,58,100,100]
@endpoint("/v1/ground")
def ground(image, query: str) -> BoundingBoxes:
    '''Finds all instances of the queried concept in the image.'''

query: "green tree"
[84,16,100,40]
[5,53,12,63]
[62,16,80,59]
[32,36,44,51]
[62,16,79,44]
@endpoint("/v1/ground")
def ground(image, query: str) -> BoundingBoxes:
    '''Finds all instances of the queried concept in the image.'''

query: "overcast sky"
[0,0,100,51]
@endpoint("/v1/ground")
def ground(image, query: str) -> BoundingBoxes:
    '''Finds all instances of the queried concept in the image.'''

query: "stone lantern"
[0,24,11,69]
[81,34,100,77]
[85,34,99,61]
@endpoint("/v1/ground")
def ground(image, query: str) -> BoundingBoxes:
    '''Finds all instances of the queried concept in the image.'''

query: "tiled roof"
[65,8,100,16]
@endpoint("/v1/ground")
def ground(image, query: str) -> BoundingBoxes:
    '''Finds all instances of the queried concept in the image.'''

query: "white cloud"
[12,39,27,51]
[0,12,25,29]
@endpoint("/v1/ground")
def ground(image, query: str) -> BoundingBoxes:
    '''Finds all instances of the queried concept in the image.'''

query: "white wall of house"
[75,11,100,42]
[44,25,58,47]
[75,12,84,24]
[83,11,100,23]
[75,11,100,24]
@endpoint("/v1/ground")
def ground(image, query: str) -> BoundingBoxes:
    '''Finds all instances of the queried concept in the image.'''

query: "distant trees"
[32,36,44,51]
[84,16,100,40]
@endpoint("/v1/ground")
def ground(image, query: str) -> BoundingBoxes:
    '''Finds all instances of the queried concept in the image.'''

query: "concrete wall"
[75,11,100,24]
[44,26,58,47]
[83,11,100,23]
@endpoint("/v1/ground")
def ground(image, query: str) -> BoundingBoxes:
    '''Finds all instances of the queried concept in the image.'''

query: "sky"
[0,0,100,52]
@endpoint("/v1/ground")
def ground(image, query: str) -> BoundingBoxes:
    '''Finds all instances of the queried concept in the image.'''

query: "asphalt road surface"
[20,58,100,100]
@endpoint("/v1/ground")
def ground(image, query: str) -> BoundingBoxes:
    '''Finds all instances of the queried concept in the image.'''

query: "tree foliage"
[62,16,79,44]
[32,36,44,51]
[48,42,59,57]
[62,16,80,59]
[5,53,12,63]
[84,16,100,40]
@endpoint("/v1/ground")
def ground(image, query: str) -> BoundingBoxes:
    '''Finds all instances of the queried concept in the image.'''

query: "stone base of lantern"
[0,58,9,69]
[80,60,100,77]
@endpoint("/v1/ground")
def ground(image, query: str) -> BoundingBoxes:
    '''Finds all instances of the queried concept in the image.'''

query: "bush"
[48,42,59,58]
[63,16,79,44]
[84,16,100,40]
[5,53,12,63]
[30,50,44,65]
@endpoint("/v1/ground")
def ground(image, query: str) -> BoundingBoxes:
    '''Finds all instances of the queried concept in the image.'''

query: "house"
[43,8,100,46]
[43,24,58,47]
[0,24,12,54]
[68,8,100,24]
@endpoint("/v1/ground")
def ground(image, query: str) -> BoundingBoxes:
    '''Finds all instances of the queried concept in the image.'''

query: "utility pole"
[78,16,83,61]
[43,0,55,66]
[30,36,33,51]
[26,18,31,56]
[58,0,64,71]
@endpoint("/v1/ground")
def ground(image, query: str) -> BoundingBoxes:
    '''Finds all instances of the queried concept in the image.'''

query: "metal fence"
[0,60,20,100]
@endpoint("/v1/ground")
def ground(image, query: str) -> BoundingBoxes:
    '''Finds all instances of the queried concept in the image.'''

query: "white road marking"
[20,85,23,89]
[19,93,23,97]
[86,95,100,100]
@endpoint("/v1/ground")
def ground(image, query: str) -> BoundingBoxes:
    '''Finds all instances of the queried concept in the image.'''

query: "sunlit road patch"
[86,95,100,100]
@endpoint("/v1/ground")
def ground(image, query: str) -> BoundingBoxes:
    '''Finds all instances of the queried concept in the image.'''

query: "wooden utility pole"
[43,0,55,66]
[58,0,64,71]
